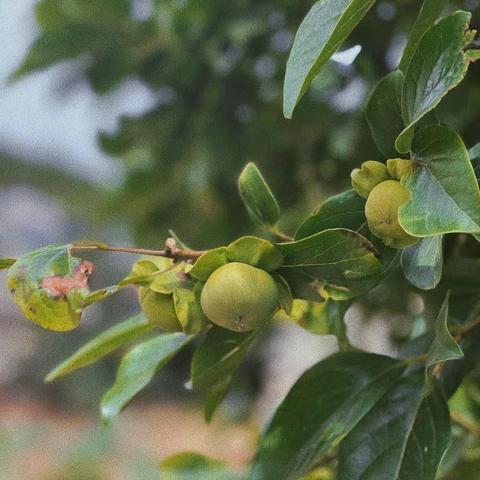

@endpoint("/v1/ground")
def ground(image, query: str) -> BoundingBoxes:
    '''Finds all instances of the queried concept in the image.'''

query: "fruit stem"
[72,238,207,262]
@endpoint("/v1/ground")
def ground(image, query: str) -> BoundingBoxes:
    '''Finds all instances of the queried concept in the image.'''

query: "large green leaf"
[226,236,284,271]
[188,247,228,281]
[338,374,451,480]
[365,71,406,158]
[401,236,443,290]
[7,244,93,331]
[101,333,190,422]
[397,12,474,152]
[295,190,366,240]
[277,229,381,299]
[398,0,449,72]
[191,326,263,421]
[160,452,239,480]
[283,0,376,118]
[426,294,463,376]
[45,314,154,382]
[399,126,480,236]
[238,162,280,227]
[251,352,405,480]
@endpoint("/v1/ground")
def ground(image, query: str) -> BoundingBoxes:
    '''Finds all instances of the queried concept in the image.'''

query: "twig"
[451,411,480,436]
[269,227,293,242]
[72,238,207,262]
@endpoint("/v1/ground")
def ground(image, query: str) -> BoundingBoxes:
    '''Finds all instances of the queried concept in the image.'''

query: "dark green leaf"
[397,12,474,152]
[251,352,405,480]
[277,229,381,300]
[398,0,449,72]
[295,190,366,240]
[227,236,284,271]
[273,274,293,315]
[401,236,443,290]
[45,314,154,382]
[160,452,238,480]
[426,293,463,376]
[191,326,263,421]
[365,71,406,158]
[238,162,280,227]
[338,374,451,480]
[101,333,190,421]
[188,247,228,281]
[399,125,480,236]
[0,258,16,269]
[283,0,376,118]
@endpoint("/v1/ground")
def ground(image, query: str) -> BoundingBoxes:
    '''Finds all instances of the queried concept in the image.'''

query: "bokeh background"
[1,1,479,478]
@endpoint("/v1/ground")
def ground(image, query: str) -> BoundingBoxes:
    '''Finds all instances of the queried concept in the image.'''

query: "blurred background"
[1,0,479,478]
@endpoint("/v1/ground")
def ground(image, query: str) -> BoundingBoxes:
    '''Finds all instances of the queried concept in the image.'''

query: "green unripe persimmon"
[138,287,183,332]
[365,180,418,249]
[200,262,279,332]
[351,161,391,199]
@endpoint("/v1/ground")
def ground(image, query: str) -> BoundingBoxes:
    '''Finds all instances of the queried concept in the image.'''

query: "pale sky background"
[0,0,157,186]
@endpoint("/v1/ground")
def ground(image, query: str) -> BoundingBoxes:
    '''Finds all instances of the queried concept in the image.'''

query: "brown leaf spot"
[41,260,95,298]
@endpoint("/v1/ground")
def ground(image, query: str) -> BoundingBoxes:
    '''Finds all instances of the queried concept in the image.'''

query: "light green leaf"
[101,333,190,421]
[238,162,280,227]
[338,374,451,480]
[426,293,463,376]
[173,288,209,335]
[397,12,474,153]
[149,262,191,294]
[160,452,238,480]
[84,285,121,306]
[191,326,263,421]
[399,125,480,236]
[0,258,16,269]
[277,229,381,300]
[286,298,350,349]
[251,352,405,480]
[227,236,284,271]
[365,71,406,158]
[188,247,228,281]
[398,0,449,72]
[45,314,154,382]
[295,190,366,240]
[283,0,376,118]
[401,236,443,290]
[7,244,93,331]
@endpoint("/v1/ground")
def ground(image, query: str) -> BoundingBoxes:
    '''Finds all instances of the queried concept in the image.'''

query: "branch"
[72,238,207,262]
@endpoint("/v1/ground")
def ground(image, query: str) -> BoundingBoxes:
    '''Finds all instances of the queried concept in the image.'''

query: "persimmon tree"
[3,1,480,478]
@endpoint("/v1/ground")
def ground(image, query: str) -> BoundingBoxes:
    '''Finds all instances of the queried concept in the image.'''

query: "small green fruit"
[138,287,182,332]
[200,262,279,332]
[365,180,418,249]
[351,161,391,199]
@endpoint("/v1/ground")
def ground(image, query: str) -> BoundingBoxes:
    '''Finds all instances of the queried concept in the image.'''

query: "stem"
[72,238,207,262]
[269,227,293,242]
[451,411,480,436]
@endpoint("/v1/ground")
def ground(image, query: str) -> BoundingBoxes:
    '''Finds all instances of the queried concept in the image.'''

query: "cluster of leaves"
[3,0,480,478]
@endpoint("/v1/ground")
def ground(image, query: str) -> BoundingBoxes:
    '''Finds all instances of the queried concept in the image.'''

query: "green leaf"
[426,293,463,376]
[399,125,480,236]
[251,352,405,480]
[396,12,474,153]
[45,314,154,382]
[160,452,238,480]
[398,0,449,72]
[188,247,228,281]
[337,374,451,480]
[238,162,280,227]
[84,285,121,306]
[226,236,284,271]
[0,258,16,269]
[283,0,376,118]
[365,71,406,158]
[191,326,263,421]
[273,274,293,315]
[286,298,350,350]
[7,244,93,331]
[401,236,443,290]
[173,288,209,335]
[295,190,366,240]
[101,333,190,422]
[149,262,191,294]
[277,229,382,300]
